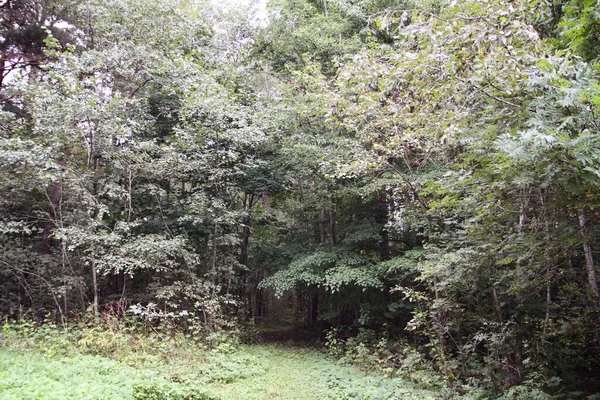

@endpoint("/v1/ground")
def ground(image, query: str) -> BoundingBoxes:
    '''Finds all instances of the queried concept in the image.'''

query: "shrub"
[132,382,217,400]
[324,327,444,389]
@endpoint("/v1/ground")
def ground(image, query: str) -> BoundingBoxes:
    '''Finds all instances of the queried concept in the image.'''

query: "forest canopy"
[1,0,599,397]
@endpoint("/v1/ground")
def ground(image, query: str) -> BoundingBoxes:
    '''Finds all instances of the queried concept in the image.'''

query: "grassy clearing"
[0,350,175,400]
[208,345,442,400]
[0,345,443,400]
[0,346,446,399]
[0,323,451,399]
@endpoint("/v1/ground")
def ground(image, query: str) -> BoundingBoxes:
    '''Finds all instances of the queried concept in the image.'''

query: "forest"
[1,0,599,398]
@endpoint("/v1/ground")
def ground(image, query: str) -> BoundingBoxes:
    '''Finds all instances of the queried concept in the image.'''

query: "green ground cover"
[0,341,445,400]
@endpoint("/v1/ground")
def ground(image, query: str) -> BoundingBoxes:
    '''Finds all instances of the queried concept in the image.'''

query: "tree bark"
[240,193,254,266]
[308,289,319,328]
[126,166,133,222]
[328,206,336,245]
[319,207,326,244]
[578,210,600,308]
[543,217,554,337]
[91,255,98,317]
[375,191,390,260]
[492,286,502,322]
[518,203,526,233]
[41,181,62,253]
[211,223,218,284]
[91,156,101,318]
[255,266,264,317]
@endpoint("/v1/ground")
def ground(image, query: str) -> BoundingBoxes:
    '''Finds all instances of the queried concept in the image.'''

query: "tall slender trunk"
[579,209,600,349]
[543,217,554,337]
[126,166,133,222]
[121,274,127,300]
[578,210,600,308]
[308,289,319,328]
[432,279,447,363]
[319,207,326,244]
[165,179,171,207]
[518,202,526,233]
[91,256,98,317]
[255,266,264,317]
[240,193,255,315]
[492,286,502,322]
[544,270,552,334]
[376,191,390,260]
[0,59,6,90]
[61,240,68,323]
[91,157,100,318]
[211,223,219,286]
[240,193,254,266]
[328,206,336,245]
[240,225,250,265]
[42,181,62,253]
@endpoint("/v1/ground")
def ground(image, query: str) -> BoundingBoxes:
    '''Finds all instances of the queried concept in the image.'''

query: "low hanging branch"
[2,260,65,325]
[426,65,522,108]
[129,78,152,99]
[371,8,483,23]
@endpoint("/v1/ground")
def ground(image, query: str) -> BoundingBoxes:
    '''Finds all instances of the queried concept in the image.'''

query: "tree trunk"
[518,203,526,233]
[41,181,62,253]
[375,191,390,260]
[578,210,600,308]
[543,218,554,337]
[329,206,336,245]
[432,279,448,366]
[126,166,133,222]
[91,255,99,317]
[492,286,502,322]
[308,289,319,328]
[319,207,326,244]
[211,223,218,285]
[544,269,552,335]
[322,0,329,16]
[240,224,250,265]
[91,156,100,318]
[240,193,254,266]
[255,267,264,317]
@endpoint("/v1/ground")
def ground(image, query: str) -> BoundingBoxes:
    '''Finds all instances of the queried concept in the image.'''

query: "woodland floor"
[0,324,447,400]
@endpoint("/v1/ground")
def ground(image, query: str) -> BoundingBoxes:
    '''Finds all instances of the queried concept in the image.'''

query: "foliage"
[2,0,600,397]
[325,327,444,388]
[0,321,446,400]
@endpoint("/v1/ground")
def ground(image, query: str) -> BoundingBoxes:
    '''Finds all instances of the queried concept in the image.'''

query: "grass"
[208,345,442,400]
[0,350,155,400]
[0,323,451,400]
[0,345,444,399]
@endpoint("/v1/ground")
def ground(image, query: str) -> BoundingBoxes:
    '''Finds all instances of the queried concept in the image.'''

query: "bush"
[132,382,217,400]
[324,326,443,389]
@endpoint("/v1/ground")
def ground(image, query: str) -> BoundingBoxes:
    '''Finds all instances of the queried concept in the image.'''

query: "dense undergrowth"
[3,315,594,400]
[321,326,596,400]
[0,318,449,400]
